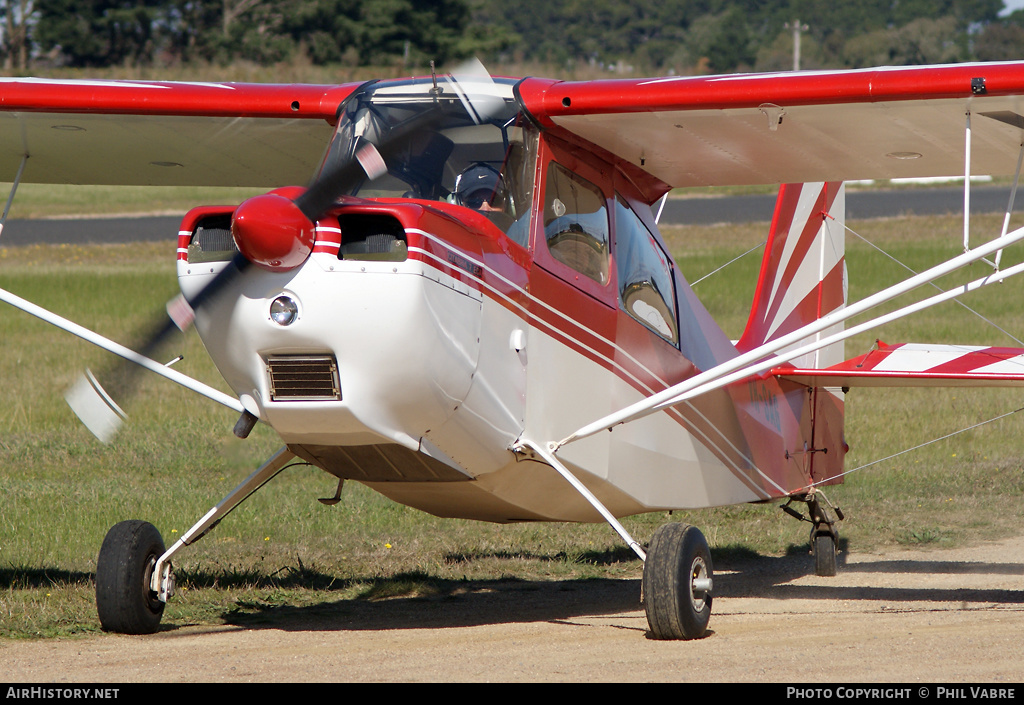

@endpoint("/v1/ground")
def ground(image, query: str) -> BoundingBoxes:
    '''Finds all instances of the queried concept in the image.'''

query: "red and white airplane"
[4,61,1024,640]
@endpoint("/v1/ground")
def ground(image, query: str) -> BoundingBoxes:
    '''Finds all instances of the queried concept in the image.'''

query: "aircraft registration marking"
[747,380,783,434]
[446,250,483,277]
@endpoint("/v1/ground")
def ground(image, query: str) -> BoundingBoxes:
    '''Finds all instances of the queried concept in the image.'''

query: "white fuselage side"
[178,224,764,523]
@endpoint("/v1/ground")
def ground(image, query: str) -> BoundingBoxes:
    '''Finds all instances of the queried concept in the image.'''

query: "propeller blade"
[65,253,250,442]
[294,116,439,222]
[64,369,127,444]
[67,61,504,441]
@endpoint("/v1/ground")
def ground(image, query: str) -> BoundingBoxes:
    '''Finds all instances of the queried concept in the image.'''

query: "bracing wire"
[810,404,1024,489]
[828,219,1024,486]
[682,202,1024,489]
[689,240,766,287]
[843,221,1024,346]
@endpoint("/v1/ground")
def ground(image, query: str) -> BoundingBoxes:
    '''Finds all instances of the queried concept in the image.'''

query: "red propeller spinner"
[231,189,315,272]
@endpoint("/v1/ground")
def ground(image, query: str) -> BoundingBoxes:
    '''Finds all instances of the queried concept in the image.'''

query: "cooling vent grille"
[267,355,341,401]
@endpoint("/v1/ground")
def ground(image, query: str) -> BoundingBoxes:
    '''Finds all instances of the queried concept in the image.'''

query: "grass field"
[0,184,266,219]
[3,210,1024,639]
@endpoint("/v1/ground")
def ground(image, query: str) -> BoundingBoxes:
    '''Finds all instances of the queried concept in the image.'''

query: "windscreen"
[318,77,537,241]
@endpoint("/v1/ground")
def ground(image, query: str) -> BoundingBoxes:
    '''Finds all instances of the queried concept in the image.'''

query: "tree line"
[0,0,1022,74]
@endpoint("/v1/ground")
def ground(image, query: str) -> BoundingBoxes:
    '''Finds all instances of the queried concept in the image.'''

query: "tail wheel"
[642,523,713,640]
[813,532,838,577]
[95,520,166,634]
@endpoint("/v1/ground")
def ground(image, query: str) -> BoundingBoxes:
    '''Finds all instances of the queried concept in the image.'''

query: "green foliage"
[31,0,488,71]
[843,17,965,67]
[473,0,698,69]
[34,0,166,67]
[701,8,757,72]
[973,9,1024,61]
[11,0,1019,74]
[474,0,1008,74]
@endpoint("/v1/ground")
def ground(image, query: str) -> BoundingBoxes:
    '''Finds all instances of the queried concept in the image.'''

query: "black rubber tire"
[95,520,166,634]
[813,532,838,577]
[642,522,713,640]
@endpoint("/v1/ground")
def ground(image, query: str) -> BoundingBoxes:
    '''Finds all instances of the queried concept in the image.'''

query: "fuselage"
[176,76,843,523]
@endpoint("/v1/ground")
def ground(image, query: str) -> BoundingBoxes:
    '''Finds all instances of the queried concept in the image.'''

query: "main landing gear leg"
[782,491,844,577]
[95,447,296,634]
[523,440,712,640]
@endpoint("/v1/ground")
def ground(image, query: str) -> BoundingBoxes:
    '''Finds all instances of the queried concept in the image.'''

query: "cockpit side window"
[614,195,678,345]
[542,162,610,285]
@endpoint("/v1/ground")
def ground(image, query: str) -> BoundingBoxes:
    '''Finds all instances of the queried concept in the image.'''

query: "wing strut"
[725,258,1024,388]
[557,222,1024,449]
[0,153,27,241]
[0,285,245,424]
[964,109,972,253]
[518,439,647,561]
[655,192,668,224]
[975,110,1024,270]
[994,140,1024,270]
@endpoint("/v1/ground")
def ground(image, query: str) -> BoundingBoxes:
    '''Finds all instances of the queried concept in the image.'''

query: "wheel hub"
[689,556,712,611]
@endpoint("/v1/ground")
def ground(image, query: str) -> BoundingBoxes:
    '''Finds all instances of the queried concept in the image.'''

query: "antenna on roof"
[430,61,442,96]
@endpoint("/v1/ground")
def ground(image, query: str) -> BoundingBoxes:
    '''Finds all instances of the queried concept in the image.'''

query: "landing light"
[269,296,299,326]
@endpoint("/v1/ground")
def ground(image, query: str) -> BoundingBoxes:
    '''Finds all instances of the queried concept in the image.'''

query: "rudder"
[738,182,847,489]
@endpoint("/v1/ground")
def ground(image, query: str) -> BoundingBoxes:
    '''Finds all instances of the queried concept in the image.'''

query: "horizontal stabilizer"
[772,341,1024,388]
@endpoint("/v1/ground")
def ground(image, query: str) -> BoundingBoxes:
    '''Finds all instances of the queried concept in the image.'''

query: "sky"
[1002,0,1024,14]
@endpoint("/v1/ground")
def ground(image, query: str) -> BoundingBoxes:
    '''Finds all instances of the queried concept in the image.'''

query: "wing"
[516,62,1024,188]
[0,78,360,187]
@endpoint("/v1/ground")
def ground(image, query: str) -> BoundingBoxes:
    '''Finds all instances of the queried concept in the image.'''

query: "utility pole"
[784,19,809,71]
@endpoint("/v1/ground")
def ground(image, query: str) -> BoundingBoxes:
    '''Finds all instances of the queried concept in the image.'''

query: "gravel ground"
[3,534,1024,683]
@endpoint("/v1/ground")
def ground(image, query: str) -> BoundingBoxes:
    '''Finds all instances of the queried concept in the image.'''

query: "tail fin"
[739,182,847,490]
[738,181,846,369]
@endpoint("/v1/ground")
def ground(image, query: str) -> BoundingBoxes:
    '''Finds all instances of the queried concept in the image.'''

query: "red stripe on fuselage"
[405,228,786,499]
